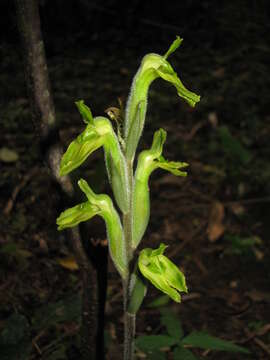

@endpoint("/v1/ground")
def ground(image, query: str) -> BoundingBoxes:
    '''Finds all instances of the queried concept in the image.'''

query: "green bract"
[124,36,200,162]
[138,243,187,302]
[132,128,188,249]
[57,179,128,278]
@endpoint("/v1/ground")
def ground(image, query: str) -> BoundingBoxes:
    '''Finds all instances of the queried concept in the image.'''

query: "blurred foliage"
[135,308,249,359]
[0,313,31,360]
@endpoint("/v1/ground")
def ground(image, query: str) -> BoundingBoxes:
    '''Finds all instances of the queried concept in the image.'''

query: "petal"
[75,100,94,124]
[56,201,99,230]
[59,117,113,176]
[156,65,200,107]
[157,159,188,176]
[159,255,188,293]
[163,36,183,59]
[59,126,104,176]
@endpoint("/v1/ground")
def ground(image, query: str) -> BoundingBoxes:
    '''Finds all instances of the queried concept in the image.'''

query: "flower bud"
[138,243,187,302]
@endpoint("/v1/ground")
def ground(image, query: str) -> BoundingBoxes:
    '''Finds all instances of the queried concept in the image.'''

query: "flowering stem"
[123,160,136,360]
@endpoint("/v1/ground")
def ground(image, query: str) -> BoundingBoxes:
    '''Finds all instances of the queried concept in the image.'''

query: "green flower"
[132,129,188,249]
[59,116,112,176]
[56,179,128,278]
[138,243,187,302]
[124,36,200,161]
[59,101,129,213]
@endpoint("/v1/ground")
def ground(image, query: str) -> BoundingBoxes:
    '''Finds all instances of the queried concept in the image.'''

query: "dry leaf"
[229,203,245,216]
[0,147,19,162]
[245,290,270,302]
[57,256,79,271]
[208,111,218,128]
[207,201,225,242]
[212,67,225,78]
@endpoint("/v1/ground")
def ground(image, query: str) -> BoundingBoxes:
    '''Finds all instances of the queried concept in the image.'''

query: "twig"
[32,339,42,355]
[253,337,270,356]
[178,196,270,211]
[3,167,39,215]
[184,121,207,141]
[241,324,270,343]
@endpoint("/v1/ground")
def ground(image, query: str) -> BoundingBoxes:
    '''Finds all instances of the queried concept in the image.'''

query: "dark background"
[0,1,270,359]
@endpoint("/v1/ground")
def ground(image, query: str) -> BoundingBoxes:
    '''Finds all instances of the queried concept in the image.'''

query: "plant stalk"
[123,160,136,360]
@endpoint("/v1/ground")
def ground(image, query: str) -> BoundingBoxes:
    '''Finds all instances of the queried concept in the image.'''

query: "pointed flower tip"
[75,99,94,124]
[78,178,91,195]
[163,36,183,59]
[75,99,83,106]
[77,178,85,187]
[186,93,201,108]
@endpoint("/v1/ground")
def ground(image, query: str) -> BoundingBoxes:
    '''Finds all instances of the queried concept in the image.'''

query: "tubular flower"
[57,179,128,278]
[132,128,188,249]
[60,101,129,213]
[124,36,200,161]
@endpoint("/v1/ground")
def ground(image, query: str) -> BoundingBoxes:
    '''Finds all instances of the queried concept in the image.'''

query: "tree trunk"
[14,1,103,358]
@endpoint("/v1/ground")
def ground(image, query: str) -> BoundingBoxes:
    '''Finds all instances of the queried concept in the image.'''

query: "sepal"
[156,64,200,107]
[75,100,94,124]
[156,156,188,176]
[163,35,183,59]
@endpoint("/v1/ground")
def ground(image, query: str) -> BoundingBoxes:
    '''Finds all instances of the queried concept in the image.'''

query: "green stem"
[123,279,136,360]
[123,160,136,360]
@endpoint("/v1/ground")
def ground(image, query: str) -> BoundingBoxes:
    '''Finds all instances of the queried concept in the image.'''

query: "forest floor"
[1,10,270,360]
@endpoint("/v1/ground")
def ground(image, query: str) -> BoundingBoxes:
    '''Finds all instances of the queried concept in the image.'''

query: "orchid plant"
[56,37,200,359]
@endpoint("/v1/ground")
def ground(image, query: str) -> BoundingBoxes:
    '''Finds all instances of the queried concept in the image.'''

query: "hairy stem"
[123,160,136,360]
[123,278,136,360]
